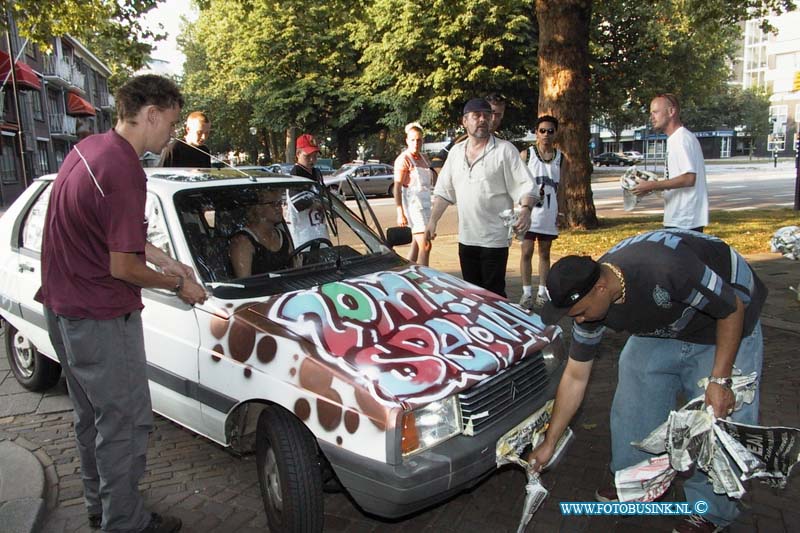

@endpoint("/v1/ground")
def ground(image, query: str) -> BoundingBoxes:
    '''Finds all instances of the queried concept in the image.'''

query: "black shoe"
[88,513,102,529]
[139,513,182,533]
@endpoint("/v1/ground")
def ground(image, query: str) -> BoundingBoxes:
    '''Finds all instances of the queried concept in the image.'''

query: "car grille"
[458,354,549,436]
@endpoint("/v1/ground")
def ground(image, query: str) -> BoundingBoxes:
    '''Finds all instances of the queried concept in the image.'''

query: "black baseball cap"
[540,256,602,325]
[463,98,493,115]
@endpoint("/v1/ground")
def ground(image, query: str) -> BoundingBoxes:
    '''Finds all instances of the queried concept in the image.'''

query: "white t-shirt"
[526,146,561,236]
[664,127,708,229]
[434,136,537,248]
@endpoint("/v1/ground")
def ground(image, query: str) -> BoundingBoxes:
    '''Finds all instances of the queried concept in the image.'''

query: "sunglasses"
[538,128,555,135]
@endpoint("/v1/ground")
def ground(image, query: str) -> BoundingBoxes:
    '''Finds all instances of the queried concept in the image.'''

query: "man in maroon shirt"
[39,75,207,533]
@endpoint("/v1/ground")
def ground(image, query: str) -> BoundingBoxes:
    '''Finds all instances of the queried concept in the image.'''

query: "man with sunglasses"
[425,98,538,297]
[632,93,708,232]
[519,115,562,310]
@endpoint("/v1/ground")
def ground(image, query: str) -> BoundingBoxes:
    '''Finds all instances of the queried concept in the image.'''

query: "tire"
[4,322,61,391]
[387,183,395,198]
[256,407,324,532]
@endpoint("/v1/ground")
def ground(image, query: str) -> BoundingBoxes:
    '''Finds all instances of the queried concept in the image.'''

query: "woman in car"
[230,189,295,277]
[394,122,436,265]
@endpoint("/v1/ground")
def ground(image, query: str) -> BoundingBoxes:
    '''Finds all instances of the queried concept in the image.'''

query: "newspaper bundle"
[770,226,800,260]
[620,166,663,211]
[615,372,800,502]
[495,399,574,532]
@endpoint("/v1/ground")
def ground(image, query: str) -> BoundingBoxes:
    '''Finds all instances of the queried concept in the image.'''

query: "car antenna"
[171,138,257,182]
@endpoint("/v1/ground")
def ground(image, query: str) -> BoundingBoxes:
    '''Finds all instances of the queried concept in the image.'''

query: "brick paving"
[1,249,799,532]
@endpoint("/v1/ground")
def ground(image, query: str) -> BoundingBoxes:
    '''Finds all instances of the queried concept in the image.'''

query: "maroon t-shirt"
[38,129,148,319]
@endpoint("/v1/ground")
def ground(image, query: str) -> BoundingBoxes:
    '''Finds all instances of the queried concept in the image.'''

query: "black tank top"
[234,227,291,274]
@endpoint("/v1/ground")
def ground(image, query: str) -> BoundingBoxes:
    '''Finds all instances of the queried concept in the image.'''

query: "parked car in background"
[316,163,335,176]
[0,168,567,531]
[592,152,634,166]
[623,151,644,163]
[263,162,296,175]
[324,161,395,198]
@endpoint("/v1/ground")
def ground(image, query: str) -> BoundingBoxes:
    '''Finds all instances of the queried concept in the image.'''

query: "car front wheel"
[4,322,61,391]
[256,406,324,532]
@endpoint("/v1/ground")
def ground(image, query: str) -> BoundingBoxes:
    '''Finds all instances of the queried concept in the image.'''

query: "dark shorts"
[523,231,558,242]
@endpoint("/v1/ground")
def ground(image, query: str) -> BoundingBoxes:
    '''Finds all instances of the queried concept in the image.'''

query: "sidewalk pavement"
[1,235,798,532]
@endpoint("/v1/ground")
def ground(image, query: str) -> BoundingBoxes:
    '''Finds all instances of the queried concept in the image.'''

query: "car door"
[12,181,56,356]
[140,191,205,432]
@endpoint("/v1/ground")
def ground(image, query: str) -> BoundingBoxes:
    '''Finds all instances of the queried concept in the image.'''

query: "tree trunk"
[268,131,281,163]
[536,0,598,229]
[285,126,297,164]
[374,127,388,162]
[336,130,352,165]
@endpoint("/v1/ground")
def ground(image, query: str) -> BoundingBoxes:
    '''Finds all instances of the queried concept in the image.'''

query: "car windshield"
[173,181,399,295]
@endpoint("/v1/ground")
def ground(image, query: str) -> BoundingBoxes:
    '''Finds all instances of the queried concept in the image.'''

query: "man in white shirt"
[425,98,538,297]
[633,93,708,231]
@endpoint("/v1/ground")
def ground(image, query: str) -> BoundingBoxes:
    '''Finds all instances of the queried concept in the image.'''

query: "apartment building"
[734,10,800,156]
[1,17,113,207]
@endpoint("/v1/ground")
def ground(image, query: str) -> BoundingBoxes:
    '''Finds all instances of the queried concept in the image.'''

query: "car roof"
[36,167,315,195]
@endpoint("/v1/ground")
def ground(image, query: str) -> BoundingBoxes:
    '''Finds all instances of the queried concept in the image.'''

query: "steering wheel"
[287,237,333,264]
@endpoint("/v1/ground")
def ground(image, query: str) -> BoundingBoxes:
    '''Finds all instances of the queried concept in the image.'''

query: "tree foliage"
[2,0,165,78]
[354,0,539,133]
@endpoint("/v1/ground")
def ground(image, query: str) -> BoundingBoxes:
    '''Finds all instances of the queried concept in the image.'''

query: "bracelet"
[708,376,732,389]
[172,275,184,293]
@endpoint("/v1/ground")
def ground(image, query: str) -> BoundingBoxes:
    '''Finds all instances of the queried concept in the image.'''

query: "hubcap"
[264,446,283,512]
[13,333,35,379]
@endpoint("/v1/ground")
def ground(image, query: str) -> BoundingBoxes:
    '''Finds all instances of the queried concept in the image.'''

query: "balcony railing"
[71,69,86,92]
[49,113,77,137]
[42,55,73,83]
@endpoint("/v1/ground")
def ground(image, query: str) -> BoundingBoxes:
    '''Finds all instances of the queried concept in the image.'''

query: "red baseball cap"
[297,133,320,154]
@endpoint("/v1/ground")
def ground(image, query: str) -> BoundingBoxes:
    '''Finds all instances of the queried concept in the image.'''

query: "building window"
[36,141,50,176]
[1,135,19,185]
[32,91,44,121]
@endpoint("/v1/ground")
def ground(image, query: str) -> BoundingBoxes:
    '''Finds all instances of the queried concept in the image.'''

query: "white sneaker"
[534,293,550,308]
[519,294,534,310]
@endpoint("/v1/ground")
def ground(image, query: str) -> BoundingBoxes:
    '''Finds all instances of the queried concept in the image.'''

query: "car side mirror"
[385,226,412,248]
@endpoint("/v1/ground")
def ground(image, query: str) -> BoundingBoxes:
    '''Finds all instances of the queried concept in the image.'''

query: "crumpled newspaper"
[500,207,527,243]
[496,399,574,532]
[615,372,800,502]
[620,166,663,211]
[770,226,800,260]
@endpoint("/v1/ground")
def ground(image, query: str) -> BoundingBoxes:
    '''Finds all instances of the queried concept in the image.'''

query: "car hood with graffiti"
[218,265,559,408]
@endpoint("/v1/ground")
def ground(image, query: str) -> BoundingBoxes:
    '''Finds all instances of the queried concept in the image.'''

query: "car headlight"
[400,395,462,457]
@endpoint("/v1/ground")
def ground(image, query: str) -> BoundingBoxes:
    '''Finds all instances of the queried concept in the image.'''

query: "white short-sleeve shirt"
[664,127,708,229]
[434,136,537,247]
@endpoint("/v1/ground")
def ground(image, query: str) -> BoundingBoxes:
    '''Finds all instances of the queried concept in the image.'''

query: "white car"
[0,168,566,531]
[623,151,644,163]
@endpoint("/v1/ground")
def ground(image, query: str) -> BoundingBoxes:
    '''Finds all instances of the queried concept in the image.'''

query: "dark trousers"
[665,226,704,233]
[458,243,509,297]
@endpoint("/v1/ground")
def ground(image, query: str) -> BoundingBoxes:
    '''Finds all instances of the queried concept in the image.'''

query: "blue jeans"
[609,323,763,527]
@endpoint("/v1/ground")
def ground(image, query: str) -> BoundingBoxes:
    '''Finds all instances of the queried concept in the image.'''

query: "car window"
[145,192,175,260]
[21,183,52,253]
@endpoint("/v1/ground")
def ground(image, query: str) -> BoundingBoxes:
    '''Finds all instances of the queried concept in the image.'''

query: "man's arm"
[111,245,207,305]
[632,172,696,196]
[424,195,451,242]
[527,357,594,471]
[705,295,744,417]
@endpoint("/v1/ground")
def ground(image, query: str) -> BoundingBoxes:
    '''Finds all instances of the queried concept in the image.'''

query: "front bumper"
[319,362,564,519]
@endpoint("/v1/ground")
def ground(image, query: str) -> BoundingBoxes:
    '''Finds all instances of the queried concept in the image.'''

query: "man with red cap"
[528,229,766,533]
[291,133,323,184]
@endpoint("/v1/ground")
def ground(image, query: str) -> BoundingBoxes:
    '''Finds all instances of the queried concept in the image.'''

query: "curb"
[0,439,46,533]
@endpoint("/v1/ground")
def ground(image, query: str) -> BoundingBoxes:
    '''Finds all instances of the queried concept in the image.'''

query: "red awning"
[67,92,96,117]
[0,50,43,91]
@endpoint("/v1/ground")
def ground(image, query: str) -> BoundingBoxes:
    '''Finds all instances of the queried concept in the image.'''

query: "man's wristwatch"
[172,275,184,294]
[708,376,733,389]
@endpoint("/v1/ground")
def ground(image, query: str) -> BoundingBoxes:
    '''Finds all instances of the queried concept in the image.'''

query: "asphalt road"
[359,160,798,233]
